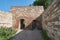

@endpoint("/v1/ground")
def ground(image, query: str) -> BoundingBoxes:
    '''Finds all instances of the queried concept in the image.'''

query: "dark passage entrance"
[20,19,25,29]
[32,20,36,30]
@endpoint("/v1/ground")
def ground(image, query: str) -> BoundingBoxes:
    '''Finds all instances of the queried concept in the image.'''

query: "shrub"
[0,27,17,40]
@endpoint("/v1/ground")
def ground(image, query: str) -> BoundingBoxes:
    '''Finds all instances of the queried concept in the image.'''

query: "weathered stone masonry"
[42,0,60,40]
[0,1,60,40]
[0,11,12,27]
[11,6,44,29]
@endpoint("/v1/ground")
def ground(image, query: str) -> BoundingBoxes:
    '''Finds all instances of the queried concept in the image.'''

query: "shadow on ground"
[11,28,43,40]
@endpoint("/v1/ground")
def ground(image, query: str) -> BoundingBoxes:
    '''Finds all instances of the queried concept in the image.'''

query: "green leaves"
[0,27,17,40]
[32,0,52,9]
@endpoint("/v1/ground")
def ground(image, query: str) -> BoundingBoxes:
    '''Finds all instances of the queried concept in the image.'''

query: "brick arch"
[14,16,33,29]
[17,16,33,20]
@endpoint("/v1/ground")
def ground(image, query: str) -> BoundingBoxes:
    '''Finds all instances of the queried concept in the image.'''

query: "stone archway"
[13,16,33,30]
[20,19,25,29]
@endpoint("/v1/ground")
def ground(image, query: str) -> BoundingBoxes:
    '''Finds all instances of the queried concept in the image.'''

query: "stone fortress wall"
[42,0,60,40]
[0,11,12,27]
[0,6,44,29]
[11,6,44,29]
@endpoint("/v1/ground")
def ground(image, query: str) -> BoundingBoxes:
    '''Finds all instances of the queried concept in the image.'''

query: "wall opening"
[20,19,25,29]
[32,20,36,29]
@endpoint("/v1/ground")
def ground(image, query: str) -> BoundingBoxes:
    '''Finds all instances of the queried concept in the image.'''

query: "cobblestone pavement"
[11,29,43,40]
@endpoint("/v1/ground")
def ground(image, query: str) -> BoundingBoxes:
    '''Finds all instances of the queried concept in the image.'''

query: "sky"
[0,0,35,12]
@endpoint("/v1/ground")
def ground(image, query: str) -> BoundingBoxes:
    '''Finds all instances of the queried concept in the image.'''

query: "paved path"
[11,29,43,40]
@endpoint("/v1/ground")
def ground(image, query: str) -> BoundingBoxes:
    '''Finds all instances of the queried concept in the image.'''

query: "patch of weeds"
[0,27,17,40]
[41,28,51,40]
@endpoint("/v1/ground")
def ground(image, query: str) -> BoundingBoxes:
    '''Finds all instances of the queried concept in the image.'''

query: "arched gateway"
[11,6,44,30]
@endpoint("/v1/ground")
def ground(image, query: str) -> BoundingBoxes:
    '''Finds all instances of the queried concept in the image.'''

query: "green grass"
[41,28,51,40]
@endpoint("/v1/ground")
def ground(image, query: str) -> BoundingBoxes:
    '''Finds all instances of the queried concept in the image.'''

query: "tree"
[32,0,52,9]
